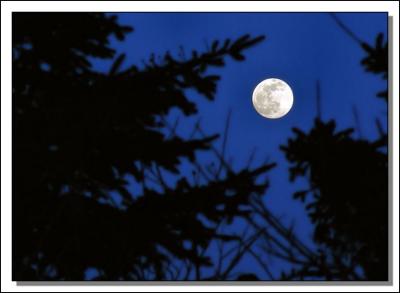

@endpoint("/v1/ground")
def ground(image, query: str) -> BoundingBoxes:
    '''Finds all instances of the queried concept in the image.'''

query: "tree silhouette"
[279,30,388,280]
[12,12,272,280]
[12,12,389,282]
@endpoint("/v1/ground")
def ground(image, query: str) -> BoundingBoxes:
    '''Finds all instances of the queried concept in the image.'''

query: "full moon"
[252,78,294,119]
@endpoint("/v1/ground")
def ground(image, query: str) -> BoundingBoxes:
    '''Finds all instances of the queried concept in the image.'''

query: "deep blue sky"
[89,12,387,279]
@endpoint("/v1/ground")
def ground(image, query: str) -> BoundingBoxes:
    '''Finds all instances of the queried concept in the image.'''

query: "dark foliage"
[12,12,270,280]
[280,33,388,280]
[360,33,388,100]
[281,119,387,280]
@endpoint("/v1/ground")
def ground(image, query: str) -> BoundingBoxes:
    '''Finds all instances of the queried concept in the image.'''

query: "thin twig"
[248,247,275,280]
[216,110,232,178]
[329,13,364,45]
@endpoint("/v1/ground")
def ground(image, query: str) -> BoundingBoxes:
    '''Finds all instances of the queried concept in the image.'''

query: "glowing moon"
[252,78,294,119]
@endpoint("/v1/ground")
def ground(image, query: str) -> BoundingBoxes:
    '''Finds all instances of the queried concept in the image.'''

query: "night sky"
[88,12,387,278]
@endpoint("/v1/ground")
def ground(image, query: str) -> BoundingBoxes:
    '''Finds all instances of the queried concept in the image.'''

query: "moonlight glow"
[252,78,294,119]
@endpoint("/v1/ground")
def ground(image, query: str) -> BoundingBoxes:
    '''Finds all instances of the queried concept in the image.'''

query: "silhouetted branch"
[329,13,363,45]
[216,109,232,179]
[316,80,322,120]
